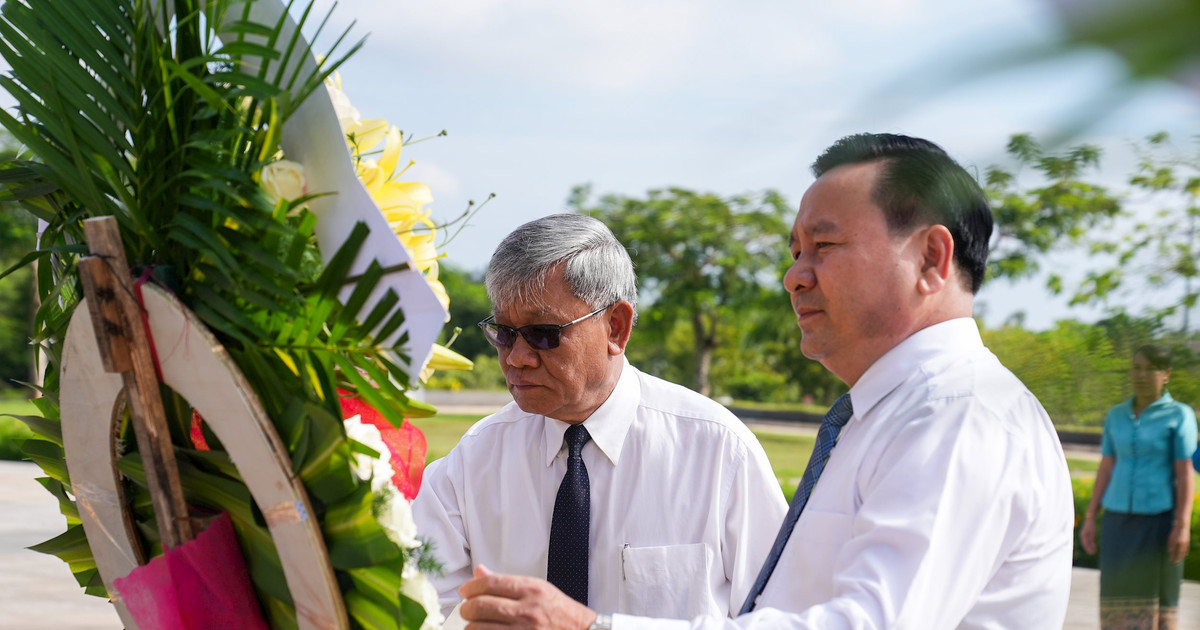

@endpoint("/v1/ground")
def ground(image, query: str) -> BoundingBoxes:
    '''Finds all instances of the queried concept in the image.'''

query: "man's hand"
[459,565,598,630]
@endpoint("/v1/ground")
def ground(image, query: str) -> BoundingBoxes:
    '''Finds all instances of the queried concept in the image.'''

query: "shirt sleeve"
[1173,402,1198,460]
[721,434,789,617]
[617,395,1063,630]
[410,452,473,618]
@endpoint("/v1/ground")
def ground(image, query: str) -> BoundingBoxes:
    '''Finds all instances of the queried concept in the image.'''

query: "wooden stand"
[61,217,348,629]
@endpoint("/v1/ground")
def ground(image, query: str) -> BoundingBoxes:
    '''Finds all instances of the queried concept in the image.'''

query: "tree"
[1073,133,1200,333]
[570,186,791,396]
[983,133,1123,285]
[0,131,35,390]
[436,263,493,361]
[987,132,1200,334]
[0,203,35,389]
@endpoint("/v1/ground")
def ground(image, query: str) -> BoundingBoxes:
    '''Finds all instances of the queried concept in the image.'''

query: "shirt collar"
[541,356,639,468]
[1124,390,1176,414]
[849,318,984,418]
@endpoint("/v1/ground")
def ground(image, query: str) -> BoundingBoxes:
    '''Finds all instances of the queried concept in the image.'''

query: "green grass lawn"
[411,413,817,497]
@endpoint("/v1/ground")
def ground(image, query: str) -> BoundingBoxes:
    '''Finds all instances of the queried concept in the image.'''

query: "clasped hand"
[458,565,598,630]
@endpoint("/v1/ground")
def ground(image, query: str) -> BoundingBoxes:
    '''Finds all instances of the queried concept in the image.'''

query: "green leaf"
[28,523,92,562]
[35,476,80,521]
[22,438,69,484]
[345,590,401,630]
[6,412,63,446]
[323,483,401,569]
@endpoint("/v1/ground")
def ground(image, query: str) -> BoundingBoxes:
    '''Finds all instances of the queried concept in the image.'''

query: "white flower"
[324,74,361,132]
[260,159,307,202]
[400,565,445,630]
[381,495,420,550]
[343,415,395,494]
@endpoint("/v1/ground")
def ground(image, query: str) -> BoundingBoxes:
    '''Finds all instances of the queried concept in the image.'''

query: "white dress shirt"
[615,318,1075,629]
[412,357,788,620]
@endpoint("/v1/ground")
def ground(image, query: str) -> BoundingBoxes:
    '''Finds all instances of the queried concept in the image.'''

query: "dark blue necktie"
[738,394,854,615]
[547,424,591,605]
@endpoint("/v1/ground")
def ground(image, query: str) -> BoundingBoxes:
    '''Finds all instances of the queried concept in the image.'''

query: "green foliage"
[0,412,32,459]
[1075,133,1200,334]
[983,320,1128,426]
[0,1,430,627]
[570,185,792,396]
[0,135,34,390]
[984,133,1122,283]
[436,264,493,362]
[987,131,1200,335]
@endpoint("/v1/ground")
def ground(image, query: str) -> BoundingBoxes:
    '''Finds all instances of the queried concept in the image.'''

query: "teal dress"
[1098,391,1197,629]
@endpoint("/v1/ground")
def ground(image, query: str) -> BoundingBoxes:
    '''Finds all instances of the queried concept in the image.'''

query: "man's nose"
[503,335,540,368]
[784,256,814,293]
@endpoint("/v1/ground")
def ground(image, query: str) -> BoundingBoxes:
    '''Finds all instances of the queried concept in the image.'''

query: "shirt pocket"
[620,542,716,619]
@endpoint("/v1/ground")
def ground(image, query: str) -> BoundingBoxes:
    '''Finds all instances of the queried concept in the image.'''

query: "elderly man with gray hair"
[412,213,786,622]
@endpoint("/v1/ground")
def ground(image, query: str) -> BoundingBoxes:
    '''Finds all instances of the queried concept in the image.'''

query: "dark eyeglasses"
[478,304,612,350]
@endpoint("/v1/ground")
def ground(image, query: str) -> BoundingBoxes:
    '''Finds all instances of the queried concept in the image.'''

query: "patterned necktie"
[547,424,591,605]
[738,393,854,615]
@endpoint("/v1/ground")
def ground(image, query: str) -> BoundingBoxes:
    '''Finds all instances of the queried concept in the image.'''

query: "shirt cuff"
[612,613,693,630]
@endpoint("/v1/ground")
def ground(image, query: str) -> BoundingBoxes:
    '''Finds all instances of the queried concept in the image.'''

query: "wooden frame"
[61,282,347,629]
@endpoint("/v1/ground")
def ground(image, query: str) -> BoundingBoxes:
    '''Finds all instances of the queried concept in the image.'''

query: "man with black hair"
[457,133,1075,629]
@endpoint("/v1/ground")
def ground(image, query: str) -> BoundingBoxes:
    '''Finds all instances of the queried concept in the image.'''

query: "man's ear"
[606,301,635,355]
[916,224,954,295]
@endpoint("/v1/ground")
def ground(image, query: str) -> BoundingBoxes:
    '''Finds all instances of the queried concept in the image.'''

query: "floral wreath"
[0,1,473,629]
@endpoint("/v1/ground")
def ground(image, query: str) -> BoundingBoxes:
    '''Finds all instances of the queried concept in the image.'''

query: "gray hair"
[485,213,638,323]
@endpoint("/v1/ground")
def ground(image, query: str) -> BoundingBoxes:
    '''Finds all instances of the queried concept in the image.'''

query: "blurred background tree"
[569,185,791,397]
[0,132,35,393]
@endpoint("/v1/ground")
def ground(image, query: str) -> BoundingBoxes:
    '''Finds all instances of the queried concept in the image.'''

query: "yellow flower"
[260,159,307,202]
[328,74,454,325]
[348,118,388,154]
[379,126,402,176]
[420,342,473,382]
[376,181,433,217]
[422,261,451,313]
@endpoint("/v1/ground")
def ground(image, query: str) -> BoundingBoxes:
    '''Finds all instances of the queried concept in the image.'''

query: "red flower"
[339,390,427,501]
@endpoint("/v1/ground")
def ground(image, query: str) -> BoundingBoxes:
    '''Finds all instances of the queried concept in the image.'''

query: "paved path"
[0,461,121,629]
[2,394,1196,628]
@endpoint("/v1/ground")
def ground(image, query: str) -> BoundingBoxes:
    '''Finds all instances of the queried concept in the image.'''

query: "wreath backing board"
[60,283,348,630]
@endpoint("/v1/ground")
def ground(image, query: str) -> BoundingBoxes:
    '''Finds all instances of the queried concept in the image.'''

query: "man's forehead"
[494,298,553,318]
[790,213,844,243]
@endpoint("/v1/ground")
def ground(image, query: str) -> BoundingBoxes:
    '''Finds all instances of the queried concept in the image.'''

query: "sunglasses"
[478,304,613,350]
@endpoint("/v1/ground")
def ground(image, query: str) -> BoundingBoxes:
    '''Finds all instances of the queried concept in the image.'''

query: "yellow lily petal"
[402,234,440,273]
[426,275,451,313]
[379,126,402,177]
[356,159,385,193]
[427,343,474,372]
[375,181,433,215]
[420,342,472,382]
[350,118,389,153]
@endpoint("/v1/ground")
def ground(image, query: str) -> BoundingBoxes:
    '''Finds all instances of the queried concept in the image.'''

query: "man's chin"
[509,386,554,415]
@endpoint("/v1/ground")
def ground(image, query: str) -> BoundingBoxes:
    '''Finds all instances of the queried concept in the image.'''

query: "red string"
[132,267,164,382]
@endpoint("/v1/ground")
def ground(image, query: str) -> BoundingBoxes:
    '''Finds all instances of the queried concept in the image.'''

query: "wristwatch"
[588,613,613,630]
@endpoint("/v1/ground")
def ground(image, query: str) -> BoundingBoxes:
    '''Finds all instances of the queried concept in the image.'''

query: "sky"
[10,0,1200,330]
[292,0,1200,331]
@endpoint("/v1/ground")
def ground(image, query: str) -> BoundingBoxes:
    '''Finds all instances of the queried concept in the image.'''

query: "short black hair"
[812,133,993,293]
[1134,344,1172,370]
